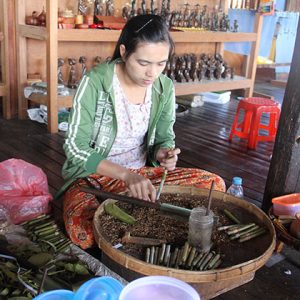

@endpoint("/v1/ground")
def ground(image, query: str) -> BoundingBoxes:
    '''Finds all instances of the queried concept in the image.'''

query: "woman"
[61,14,225,249]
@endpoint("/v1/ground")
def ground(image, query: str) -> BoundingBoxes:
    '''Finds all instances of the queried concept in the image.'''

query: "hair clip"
[135,19,153,34]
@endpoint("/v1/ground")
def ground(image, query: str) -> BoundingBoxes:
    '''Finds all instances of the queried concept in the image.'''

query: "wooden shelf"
[19,25,258,43]
[28,93,74,108]
[18,24,47,40]
[171,31,257,43]
[16,0,263,133]
[58,28,122,42]
[27,76,251,104]
[58,28,258,43]
[175,76,252,96]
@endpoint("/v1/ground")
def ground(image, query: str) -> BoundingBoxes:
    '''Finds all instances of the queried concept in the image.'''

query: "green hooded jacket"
[59,59,176,196]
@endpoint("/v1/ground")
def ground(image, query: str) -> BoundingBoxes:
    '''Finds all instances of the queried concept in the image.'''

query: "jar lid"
[232,177,242,185]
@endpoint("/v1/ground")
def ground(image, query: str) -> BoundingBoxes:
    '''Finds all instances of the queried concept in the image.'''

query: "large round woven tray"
[269,207,300,251]
[93,186,276,299]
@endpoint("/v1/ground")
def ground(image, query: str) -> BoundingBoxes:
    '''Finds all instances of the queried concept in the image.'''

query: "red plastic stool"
[229,97,281,149]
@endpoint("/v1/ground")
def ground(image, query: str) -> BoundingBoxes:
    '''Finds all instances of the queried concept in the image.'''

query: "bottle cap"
[232,177,242,185]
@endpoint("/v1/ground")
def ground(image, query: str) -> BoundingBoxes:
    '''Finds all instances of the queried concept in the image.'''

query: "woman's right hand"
[123,171,156,202]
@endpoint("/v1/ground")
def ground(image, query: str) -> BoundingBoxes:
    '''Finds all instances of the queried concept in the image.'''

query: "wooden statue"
[78,0,88,15]
[94,0,104,16]
[233,19,239,32]
[150,0,155,14]
[67,58,78,89]
[57,58,65,85]
[130,0,136,18]
[94,56,102,66]
[141,0,146,15]
[122,6,130,20]
[79,56,87,78]
[106,0,114,16]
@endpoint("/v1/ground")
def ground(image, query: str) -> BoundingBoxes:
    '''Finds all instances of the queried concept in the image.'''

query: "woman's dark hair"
[111,14,174,61]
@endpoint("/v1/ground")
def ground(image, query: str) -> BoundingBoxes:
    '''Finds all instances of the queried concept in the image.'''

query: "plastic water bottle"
[227,177,244,198]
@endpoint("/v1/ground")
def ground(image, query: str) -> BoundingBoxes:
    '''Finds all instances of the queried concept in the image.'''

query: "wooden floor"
[0,82,299,299]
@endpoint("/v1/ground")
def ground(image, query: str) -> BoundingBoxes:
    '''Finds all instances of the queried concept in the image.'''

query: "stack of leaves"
[21,214,71,253]
[0,235,93,299]
[144,241,222,271]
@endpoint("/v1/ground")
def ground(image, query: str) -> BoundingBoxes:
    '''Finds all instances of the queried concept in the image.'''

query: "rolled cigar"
[163,245,171,266]
[217,224,242,231]
[196,252,210,269]
[170,248,179,267]
[145,248,151,263]
[181,242,190,265]
[239,228,266,242]
[154,247,159,265]
[207,253,221,270]
[224,209,240,224]
[175,249,183,268]
[192,252,204,267]
[212,258,222,269]
[186,247,197,268]
[159,243,166,264]
[226,223,256,235]
[199,251,214,271]
[229,225,260,240]
[150,246,155,264]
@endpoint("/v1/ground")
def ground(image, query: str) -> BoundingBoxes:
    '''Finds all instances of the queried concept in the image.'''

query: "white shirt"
[107,72,152,169]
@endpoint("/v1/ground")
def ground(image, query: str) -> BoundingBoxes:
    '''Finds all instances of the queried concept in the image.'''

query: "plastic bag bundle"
[0,159,53,224]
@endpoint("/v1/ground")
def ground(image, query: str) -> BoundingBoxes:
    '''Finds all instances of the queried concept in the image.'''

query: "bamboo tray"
[93,186,276,300]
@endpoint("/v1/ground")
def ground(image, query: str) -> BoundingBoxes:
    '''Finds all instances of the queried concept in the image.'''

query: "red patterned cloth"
[63,167,226,249]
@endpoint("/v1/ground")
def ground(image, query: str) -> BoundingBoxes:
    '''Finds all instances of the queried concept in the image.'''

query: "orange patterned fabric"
[63,167,226,249]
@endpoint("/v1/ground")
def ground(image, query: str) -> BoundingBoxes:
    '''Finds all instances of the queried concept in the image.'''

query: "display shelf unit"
[0,0,11,119]
[16,0,263,133]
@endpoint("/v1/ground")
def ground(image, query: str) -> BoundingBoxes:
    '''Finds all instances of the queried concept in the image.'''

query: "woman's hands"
[123,171,157,202]
[156,148,181,171]
[97,160,157,202]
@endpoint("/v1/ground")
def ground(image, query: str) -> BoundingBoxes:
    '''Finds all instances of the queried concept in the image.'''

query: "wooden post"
[6,0,17,118]
[46,0,58,133]
[262,20,300,212]
[0,0,11,119]
[16,0,28,119]
[244,13,263,97]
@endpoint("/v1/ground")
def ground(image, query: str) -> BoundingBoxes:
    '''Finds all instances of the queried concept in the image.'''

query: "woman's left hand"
[156,148,181,171]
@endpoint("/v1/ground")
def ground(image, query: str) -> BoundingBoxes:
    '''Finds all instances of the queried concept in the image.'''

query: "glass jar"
[188,207,214,252]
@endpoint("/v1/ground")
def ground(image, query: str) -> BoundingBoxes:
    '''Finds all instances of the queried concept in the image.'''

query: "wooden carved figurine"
[68,58,78,89]
[94,56,102,66]
[130,0,136,18]
[57,58,65,85]
[78,0,88,15]
[106,0,114,16]
[79,56,87,78]
[122,6,130,20]
[150,0,155,14]
[94,0,104,16]
[233,20,239,32]
[141,0,146,15]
